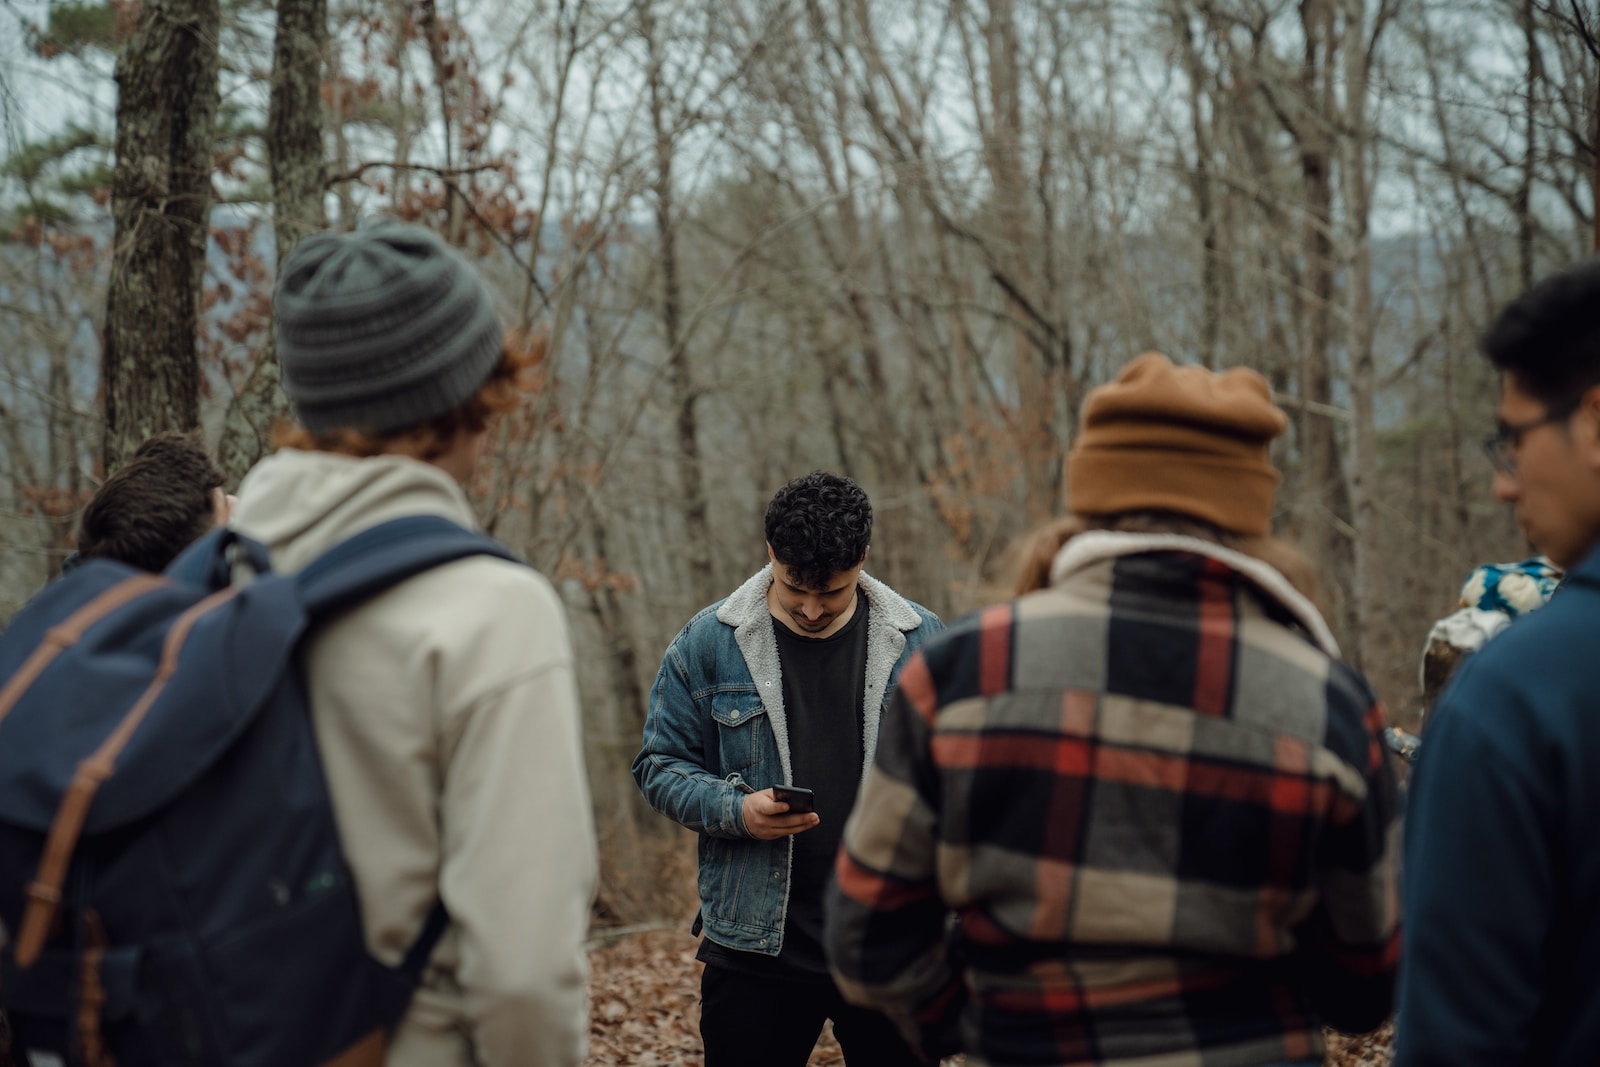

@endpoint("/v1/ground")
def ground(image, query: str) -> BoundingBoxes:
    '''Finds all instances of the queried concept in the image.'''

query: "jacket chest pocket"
[710,694,769,775]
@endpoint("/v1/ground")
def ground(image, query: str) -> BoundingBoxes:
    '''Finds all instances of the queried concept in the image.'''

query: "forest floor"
[583,928,1395,1066]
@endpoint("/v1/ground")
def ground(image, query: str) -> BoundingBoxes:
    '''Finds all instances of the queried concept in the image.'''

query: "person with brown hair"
[228,220,596,1066]
[69,431,233,573]
[826,352,1401,1066]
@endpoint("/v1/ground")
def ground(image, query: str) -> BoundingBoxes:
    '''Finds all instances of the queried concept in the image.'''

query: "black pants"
[699,962,927,1067]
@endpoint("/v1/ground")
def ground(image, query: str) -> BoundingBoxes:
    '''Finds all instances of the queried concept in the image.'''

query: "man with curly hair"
[633,470,943,1066]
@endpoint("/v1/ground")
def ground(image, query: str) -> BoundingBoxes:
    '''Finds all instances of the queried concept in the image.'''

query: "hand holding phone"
[741,785,820,838]
[770,784,816,815]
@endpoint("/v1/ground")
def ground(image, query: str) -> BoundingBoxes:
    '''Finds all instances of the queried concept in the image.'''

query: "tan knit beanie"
[1066,352,1288,536]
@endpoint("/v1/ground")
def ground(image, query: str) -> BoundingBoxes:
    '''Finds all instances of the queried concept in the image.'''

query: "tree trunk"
[587,523,648,739]
[1343,0,1378,671]
[981,0,1059,525]
[1517,0,1540,290]
[219,0,327,484]
[1175,7,1222,369]
[101,0,220,472]
[644,2,714,600]
[1296,0,1353,631]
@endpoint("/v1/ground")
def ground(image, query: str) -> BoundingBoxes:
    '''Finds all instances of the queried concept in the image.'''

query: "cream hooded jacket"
[230,449,596,1067]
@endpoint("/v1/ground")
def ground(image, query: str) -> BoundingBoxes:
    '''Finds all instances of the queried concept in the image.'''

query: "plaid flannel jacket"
[826,533,1401,1066]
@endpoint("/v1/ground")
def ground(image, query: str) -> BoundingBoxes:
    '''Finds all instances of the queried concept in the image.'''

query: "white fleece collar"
[715,564,923,785]
[1049,530,1340,657]
[715,564,923,633]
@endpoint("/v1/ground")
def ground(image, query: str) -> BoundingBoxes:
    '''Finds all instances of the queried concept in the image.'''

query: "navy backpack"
[0,516,516,1067]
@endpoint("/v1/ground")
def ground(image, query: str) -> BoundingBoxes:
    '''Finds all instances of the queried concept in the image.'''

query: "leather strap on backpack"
[13,585,241,969]
[75,909,117,1067]
[0,574,165,732]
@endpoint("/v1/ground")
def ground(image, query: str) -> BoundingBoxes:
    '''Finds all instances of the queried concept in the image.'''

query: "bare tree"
[9,0,1600,915]
[218,0,328,483]
[1342,0,1398,672]
[101,0,221,471]
[640,0,716,599]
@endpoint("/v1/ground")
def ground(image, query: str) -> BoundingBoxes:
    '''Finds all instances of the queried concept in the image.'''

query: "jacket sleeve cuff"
[724,774,754,838]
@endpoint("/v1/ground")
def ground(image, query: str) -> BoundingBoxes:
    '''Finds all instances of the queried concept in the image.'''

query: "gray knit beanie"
[274,221,503,434]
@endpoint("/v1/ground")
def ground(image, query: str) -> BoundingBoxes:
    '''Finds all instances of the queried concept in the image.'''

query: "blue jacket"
[632,565,941,956]
[1396,544,1600,1066]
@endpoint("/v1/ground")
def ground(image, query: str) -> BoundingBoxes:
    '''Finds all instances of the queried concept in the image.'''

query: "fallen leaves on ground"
[1326,1021,1395,1067]
[584,930,702,1066]
[586,929,1393,1066]
[583,929,844,1066]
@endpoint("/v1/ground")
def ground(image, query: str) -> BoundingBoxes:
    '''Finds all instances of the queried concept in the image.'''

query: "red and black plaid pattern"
[826,549,1400,1066]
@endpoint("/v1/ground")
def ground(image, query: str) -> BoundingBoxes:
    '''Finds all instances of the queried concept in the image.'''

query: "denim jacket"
[632,564,942,956]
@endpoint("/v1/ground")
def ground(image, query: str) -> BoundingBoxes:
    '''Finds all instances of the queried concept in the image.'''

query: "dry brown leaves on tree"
[585,929,1394,1066]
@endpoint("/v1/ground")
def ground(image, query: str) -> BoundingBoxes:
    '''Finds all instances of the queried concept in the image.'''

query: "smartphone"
[771,784,816,815]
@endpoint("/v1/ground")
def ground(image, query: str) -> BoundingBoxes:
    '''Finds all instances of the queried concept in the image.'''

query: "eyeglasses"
[1482,401,1580,474]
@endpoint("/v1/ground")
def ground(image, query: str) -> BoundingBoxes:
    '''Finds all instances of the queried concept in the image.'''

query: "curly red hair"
[274,334,544,460]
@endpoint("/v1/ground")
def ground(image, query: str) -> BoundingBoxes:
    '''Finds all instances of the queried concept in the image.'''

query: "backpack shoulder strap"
[297,515,520,619]
[165,526,275,589]
[400,901,449,985]
[296,518,505,1017]
[365,898,451,1033]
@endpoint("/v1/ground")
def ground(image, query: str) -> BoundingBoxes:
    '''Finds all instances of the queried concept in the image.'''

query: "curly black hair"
[764,471,872,591]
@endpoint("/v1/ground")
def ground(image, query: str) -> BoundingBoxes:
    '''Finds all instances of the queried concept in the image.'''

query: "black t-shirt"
[698,593,870,980]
